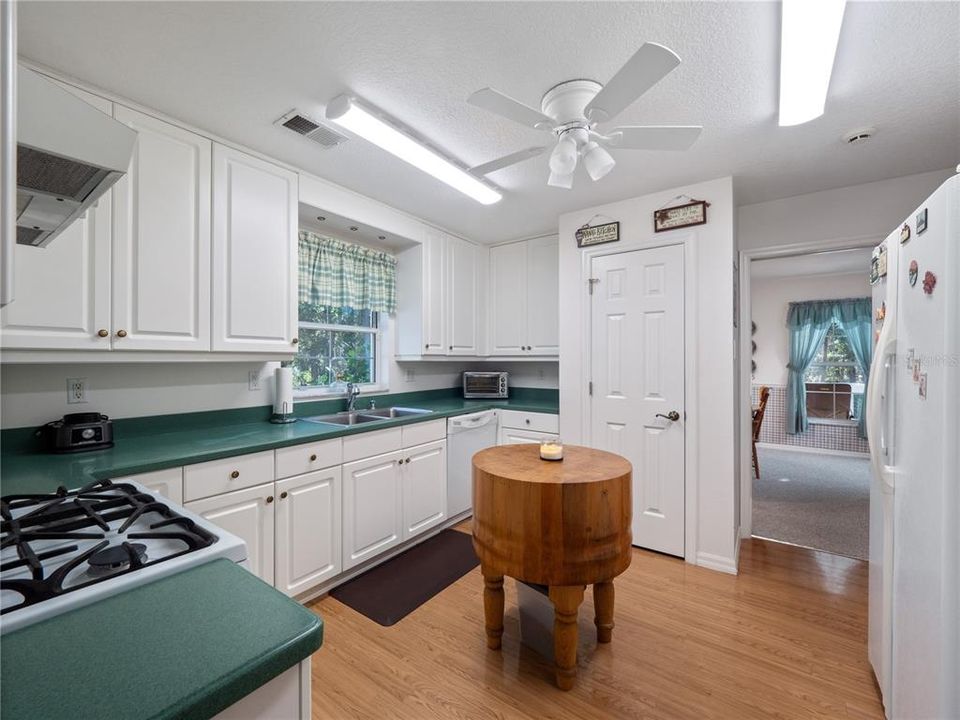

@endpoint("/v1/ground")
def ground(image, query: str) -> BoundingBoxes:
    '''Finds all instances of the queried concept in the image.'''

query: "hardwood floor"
[307,535,883,719]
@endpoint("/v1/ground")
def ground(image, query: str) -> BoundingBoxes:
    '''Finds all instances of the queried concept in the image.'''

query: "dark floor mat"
[330,529,479,626]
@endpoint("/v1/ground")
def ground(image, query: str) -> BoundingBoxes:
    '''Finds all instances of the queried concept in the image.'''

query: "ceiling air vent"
[276,110,348,149]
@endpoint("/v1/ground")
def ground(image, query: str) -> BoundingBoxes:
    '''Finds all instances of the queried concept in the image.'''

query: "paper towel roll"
[273,367,294,416]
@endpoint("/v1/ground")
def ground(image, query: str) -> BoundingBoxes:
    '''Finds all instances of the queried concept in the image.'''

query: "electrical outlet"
[248,370,261,391]
[404,368,415,383]
[66,378,87,404]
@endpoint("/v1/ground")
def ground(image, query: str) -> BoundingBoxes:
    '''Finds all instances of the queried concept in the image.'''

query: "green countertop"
[0,387,559,495]
[0,559,322,720]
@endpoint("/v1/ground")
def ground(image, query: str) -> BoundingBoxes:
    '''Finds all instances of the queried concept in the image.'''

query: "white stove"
[0,479,247,634]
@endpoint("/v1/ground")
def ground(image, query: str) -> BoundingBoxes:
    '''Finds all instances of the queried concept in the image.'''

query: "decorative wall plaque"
[575,221,620,247]
[654,200,709,232]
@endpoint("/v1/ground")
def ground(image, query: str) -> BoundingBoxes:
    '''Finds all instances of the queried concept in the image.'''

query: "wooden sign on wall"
[654,200,709,233]
[576,221,620,247]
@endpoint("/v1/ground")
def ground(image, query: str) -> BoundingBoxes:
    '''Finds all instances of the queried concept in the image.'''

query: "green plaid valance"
[298,231,397,313]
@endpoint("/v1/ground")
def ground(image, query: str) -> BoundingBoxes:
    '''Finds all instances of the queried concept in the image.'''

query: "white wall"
[751,271,871,385]
[738,168,954,252]
[559,176,738,573]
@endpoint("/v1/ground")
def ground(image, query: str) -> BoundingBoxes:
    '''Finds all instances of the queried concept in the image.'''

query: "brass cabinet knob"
[230,470,240,479]
[397,458,403,465]
[449,345,453,350]
[116,329,127,338]
[266,495,274,504]
[280,491,288,499]
[405,457,411,464]
[425,344,429,349]
[525,419,531,425]
[309,454,317,461]
[291,337,299,345]
[97,329,109,338]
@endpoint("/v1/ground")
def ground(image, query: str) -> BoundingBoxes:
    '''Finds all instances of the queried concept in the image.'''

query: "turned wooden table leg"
[593,581,615,643]
[549,585,585,691]
[482,571,504,650]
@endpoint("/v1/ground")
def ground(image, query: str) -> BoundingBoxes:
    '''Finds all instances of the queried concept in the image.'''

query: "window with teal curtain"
[298,231,397,313]
[833,298,873,438]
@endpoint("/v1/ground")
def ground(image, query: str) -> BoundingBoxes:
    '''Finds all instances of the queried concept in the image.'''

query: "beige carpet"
[752,446,870,559]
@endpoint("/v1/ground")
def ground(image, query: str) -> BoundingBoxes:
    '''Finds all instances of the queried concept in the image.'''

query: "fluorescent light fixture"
[778,0,847,126]
[326,95,502,205]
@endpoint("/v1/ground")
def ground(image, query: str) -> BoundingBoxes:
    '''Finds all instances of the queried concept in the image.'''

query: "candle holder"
[540,438,564,461]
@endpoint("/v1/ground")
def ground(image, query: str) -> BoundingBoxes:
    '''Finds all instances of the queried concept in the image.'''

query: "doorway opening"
[743,247,874,559]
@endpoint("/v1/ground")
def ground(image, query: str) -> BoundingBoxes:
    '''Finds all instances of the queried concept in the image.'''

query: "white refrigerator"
[866,174,959,720]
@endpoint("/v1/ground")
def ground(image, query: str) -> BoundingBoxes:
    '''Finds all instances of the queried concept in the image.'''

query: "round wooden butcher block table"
[471,444,632,690]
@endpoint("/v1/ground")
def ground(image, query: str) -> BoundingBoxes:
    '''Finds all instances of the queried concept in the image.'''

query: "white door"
[489,241,527,355]
[275,467,342,596]
[525,236,559,355]
[212,144,297,353]
[112,105,211,351]
[590,245,685,557]
[186,482,275,584]
[342,450,403,570]
[402,440,447,538]
[498,428,557,445]
[421,228,446,355]
[1,85,111,351]
[118,468,183,504]
[446,235,479,355]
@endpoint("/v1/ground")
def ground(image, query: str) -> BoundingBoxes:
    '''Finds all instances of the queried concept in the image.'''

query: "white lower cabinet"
[342,450,404,571]
[498,428,559,445]
[402,440,447,538]
[213,660,310,720]
[275,467,342,596]
[186,482,276,585]
[118,467,183,504]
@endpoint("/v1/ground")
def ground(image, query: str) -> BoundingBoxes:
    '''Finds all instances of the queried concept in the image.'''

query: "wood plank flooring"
[306,535,883,719]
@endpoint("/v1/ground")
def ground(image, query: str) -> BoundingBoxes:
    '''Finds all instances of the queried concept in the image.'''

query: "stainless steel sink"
[302,411,383,426]
[359,407,433,419]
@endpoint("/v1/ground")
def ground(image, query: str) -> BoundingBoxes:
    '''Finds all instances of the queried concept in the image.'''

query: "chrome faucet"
[345,382,361,412]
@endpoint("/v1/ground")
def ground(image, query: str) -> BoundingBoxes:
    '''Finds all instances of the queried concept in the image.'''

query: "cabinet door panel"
[342,451,403,570]
[275,467,341,596]
[115,467,183,504]
[525,236,559,355]
[489,241,527,355]
[1,86,111,351]
[185,483,275,585]
[212,145,297,352]
[112,105,211,350]
[402,440,447,538]
[446,236,479,355]
[422,229,446,355]
[498,428,557,445]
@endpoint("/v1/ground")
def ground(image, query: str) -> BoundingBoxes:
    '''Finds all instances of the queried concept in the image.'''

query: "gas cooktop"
[0,479,247,634]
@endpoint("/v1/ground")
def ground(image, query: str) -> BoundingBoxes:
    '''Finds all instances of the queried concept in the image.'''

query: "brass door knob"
[309,454,317,461]
[97,329,109,338]
[655,411,681,422]
[116,329,127,338]
[280,491,288,499]
[230,470,240,479]
[266,495,274,504]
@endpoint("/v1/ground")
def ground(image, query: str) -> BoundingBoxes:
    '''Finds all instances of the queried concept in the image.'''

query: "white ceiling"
[17,2,960,244]
[751,247,873,279]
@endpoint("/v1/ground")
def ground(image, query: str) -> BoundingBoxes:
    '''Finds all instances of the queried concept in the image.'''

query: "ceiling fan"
[467,42,702,189]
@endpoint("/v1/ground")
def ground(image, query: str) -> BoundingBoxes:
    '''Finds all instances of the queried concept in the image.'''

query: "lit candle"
[540,438,564,461]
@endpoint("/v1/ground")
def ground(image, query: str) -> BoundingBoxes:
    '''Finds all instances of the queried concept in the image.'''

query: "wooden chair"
[752,386,770,479]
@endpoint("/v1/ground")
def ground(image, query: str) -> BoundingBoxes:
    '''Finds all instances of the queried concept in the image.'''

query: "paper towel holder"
[270,364,298,424]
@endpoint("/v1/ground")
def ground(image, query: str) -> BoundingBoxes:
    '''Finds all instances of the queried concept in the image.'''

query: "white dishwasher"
[446,410,499,518]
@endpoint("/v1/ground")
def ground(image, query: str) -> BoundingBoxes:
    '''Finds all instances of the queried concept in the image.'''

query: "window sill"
[808,418,859,427]
[294,384,389,401]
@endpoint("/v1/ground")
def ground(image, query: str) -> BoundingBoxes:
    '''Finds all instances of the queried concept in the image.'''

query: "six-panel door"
[275,467,342,597]
[401,440,447,538]
[342,450,404,571]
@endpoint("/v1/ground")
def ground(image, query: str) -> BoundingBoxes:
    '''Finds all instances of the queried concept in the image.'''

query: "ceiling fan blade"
[467,88,556,130]
[603,125,702,151]
[585,43,682,124]
[470,145,552,176]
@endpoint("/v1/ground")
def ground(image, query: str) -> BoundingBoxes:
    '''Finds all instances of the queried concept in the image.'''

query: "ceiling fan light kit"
[467,42,702,190]
[325,94,502,205]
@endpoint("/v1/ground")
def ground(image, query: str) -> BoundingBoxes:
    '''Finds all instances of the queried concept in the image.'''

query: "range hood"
[16,68,136,247]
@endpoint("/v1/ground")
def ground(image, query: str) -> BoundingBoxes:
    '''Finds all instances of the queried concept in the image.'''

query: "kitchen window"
[293,303,381,393]
[804,321,865,423]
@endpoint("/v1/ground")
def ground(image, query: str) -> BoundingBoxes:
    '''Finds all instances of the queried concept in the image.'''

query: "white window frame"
[804,324,864,426]
[293,311,388,399]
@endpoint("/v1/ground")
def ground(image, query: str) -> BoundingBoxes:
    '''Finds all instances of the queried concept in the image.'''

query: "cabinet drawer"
[499,410,558,434]
[401,418,446,448]
[342,427,402,464]
[275,438,342,480]
[183,450,275,502]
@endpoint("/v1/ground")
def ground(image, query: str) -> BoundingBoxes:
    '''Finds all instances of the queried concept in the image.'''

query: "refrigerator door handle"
[867,319,897,494]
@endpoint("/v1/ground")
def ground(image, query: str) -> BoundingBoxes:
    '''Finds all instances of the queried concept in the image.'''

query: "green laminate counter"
[0,559,322,720]
[0,388,559,495]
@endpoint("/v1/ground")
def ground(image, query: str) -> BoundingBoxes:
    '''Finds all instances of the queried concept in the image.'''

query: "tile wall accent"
[752,384,869,454]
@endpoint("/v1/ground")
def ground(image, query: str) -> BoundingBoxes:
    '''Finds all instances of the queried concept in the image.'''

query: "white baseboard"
[696,551,738,575]
[757,442,869,459]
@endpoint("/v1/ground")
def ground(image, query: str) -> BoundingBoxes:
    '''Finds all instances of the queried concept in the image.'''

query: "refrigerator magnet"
[923,271,937,295]
[919,374,928,400]
[916,208,928,234]
[913,359,922,383]
[900,223,911,244]
[909,260,919,286]
[906,348,915,370]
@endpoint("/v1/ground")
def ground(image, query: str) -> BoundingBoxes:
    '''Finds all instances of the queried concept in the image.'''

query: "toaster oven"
[462,371,508,399]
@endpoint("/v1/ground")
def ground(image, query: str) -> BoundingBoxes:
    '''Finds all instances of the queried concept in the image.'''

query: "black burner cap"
[88,543,147,570]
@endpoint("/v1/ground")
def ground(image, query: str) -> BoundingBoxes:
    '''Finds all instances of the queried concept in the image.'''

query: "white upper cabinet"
[0,84,111,351]
[446,235,480,356]
[112,106,211,351]
[422,228,447,355]
[212,144,298,353]
[489,236,558,356]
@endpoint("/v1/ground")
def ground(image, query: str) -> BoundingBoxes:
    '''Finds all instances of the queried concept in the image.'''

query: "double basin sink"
[302,407,433,427]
